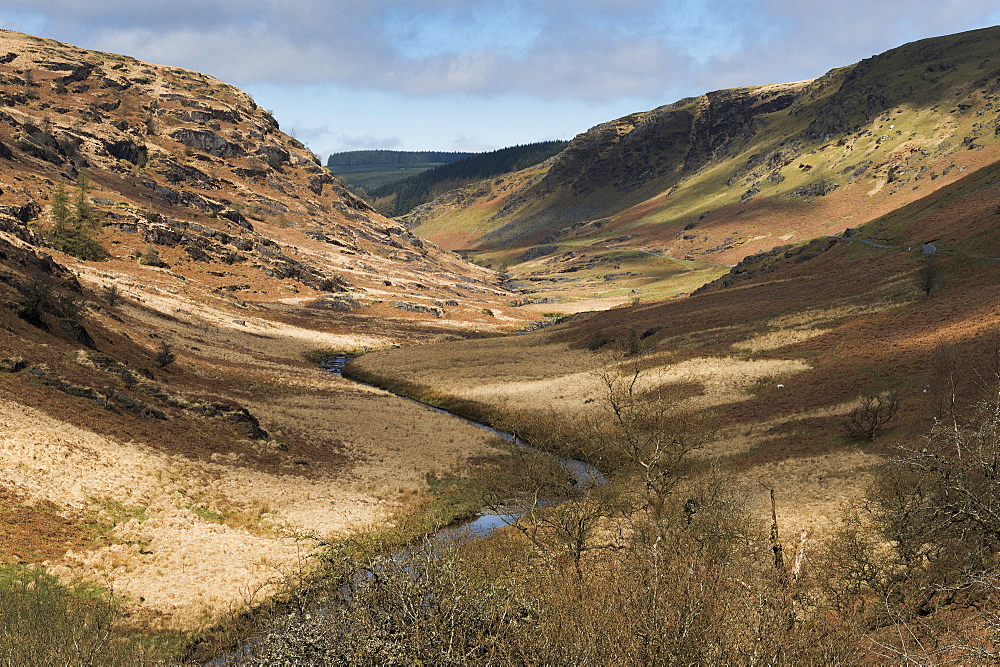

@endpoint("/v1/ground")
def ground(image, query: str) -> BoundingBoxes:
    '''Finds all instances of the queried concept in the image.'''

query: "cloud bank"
[5,0,999,101]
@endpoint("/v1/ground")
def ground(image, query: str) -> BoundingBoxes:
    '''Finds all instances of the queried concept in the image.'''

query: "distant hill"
[368,141,569,217]
[326,150,474,193]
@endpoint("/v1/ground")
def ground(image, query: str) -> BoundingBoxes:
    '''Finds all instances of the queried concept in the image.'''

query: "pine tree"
[50,185,72,251]
[50,173,106,261]
[74,172,94,226]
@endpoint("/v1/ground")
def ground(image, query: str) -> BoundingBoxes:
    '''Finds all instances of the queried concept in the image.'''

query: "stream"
[324,355,605,536]
[210,357,604,663]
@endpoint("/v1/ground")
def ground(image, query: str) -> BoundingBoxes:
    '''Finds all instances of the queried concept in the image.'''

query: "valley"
[0,23,999,663]
[406,26,1000,313]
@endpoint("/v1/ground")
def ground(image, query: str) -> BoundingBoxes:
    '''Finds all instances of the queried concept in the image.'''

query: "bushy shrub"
[844,391,899,441]
[155,341,175,368]
[138,246,167,267]
[0,565,180,663]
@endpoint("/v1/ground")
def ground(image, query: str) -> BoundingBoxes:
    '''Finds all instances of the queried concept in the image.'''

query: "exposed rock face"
[406,24,1000,278]
[312,293,362,311]
[545,83,804,198]
[518,245,558,262]
[390,301,443,317]
[170,129,246,159]
[467,81,807,249]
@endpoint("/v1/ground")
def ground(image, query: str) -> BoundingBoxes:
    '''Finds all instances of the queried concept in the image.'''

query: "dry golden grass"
[1,376,505,630]
[0,262,512,631]
[354,334,812,416]
[751,449,882,538]
[350,323,873,547]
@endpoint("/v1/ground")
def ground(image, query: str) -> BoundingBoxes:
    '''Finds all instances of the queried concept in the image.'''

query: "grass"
[344,361,501,428]
[181,466,502,662]
[190,505,225,523]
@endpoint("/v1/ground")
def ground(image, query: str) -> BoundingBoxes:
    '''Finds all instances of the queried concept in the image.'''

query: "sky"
[2,1,1000,161]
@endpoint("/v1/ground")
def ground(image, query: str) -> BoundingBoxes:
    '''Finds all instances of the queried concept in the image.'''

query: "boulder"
[313,294,362,311]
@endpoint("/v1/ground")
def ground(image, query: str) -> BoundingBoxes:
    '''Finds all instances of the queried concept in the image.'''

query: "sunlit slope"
[356,153,1000,538]
[405,26,1000,304]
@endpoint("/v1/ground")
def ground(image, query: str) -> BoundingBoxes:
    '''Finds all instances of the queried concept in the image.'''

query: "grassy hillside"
[404,26,1000,312]
[340,153,1000,662]
[0,28,527,651]
[326,150,474,192]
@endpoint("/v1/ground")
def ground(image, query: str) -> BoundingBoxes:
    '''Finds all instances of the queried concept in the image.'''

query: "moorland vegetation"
[2,23,1000,665]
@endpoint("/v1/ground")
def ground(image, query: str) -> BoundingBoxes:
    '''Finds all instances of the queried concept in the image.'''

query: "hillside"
[0,32,520,322]
[0,29,528,640]
[326,149,474,193]
[362,153,1000,529]
[404,25,1000,311]
[6,23,1000,662]
[368,141,569,217]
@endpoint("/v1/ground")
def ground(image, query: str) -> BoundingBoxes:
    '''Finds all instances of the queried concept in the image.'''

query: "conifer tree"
[74,172,94,227]
[50,184,72,250]
[50,173,106,260]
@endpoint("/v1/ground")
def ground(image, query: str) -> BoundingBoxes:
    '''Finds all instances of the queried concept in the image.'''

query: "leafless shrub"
[844,391,900,441]
[594,352,713,534]
[827,397,1000,659]
[917,254,939,297]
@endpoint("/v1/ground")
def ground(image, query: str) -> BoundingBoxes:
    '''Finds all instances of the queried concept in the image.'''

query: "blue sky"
[3,1,1000,159]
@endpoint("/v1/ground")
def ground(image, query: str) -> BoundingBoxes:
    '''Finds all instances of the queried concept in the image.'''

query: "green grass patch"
[84,498,147,542]
[190,505,224,523]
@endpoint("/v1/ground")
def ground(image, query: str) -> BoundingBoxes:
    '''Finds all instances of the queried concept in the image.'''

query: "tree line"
[326,150,474,168]
[369,141,569,217]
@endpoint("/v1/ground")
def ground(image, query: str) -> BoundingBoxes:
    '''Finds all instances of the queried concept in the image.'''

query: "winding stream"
[325,355,605,537]
[210,357,604,663]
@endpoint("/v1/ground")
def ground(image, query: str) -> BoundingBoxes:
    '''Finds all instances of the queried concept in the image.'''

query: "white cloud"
[330,133,403,152]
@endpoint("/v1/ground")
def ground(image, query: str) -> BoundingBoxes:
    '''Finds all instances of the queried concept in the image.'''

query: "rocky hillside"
[0,30,517,323]
[404,26,1000,306]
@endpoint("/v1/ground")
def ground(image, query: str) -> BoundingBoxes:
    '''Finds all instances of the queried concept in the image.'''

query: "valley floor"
[0,285,512,632]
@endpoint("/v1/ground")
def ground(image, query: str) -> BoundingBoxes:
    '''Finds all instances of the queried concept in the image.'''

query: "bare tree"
[595,353,711,535]
[829,396,1000,659]
[844,391,900,441]
[917,254,939,297]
